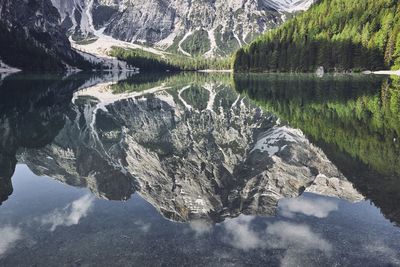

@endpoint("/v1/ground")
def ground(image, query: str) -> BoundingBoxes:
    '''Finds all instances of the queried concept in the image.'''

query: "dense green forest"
[0,24,93,71]
[234,74,400,176]
[233,0,400,72]
[179,30,211,56]
[111,72,231,94]
[109,47,231,71]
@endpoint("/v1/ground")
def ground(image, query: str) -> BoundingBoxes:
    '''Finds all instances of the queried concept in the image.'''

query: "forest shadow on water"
[233,73,400,225]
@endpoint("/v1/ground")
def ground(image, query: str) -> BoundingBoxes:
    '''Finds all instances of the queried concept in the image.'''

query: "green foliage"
[111,72,232,94]
[233,0,400,72]
[109,47,231,71]
[165,34,183,54]
[180,30,211,56]
[111,72,175,93]
[234,74,400,176]
[180,85,210,110]
[214,26,241,56]
[74,38,98,45]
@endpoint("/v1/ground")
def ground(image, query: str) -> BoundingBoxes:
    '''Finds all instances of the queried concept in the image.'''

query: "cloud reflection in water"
[222,214,333,266]
[0,226,22,258]
[40,194,94,231]
[279,196,339,218]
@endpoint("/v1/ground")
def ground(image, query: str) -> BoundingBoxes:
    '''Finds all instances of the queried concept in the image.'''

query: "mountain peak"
[50,0,315,57]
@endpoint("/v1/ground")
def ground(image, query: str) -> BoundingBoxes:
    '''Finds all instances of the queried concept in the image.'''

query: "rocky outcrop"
[0,153,14,206]
[0,0,316,70]
[0,0,93,71]
[0,72,98,205]
[50,0,315,56]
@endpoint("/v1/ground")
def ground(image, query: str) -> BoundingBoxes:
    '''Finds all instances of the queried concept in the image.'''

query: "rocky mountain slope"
[0,0,95,71]
[0,0,315,70]
[0,72,88,205]
[50,0,315,57]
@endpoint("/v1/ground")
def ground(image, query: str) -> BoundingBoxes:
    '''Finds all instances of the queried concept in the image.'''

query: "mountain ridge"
[0,0,316,71]
[51,0,315,57]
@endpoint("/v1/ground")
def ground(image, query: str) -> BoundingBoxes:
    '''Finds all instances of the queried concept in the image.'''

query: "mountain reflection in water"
[233,73,400,225]
[1,72,400,266]
[0,72,367,223]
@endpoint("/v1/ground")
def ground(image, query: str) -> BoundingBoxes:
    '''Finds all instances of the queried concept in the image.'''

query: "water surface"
[0,72,399,266]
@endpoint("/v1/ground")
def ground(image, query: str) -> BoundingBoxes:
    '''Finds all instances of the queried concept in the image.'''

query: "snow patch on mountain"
[50,0,316,57]
[264,0,316,12]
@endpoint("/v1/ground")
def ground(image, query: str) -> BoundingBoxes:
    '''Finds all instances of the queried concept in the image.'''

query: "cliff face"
[0,73,87,205]
[16,76,361,222]
[50,0,315,56]
[0,0,317,70]
[0,0,92,71]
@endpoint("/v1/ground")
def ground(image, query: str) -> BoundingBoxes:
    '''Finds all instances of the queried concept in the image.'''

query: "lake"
[0,72,399,266]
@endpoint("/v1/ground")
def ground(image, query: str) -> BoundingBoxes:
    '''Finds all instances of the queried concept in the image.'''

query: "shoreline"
[4,68,399,76]
[363,70,400,76]
[197,69,232,73]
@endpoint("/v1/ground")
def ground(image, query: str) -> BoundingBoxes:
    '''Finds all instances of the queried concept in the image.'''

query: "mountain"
[233,0,400,72]
[0,0,94,71]
[264,0,316,12]
[50,0,315,57]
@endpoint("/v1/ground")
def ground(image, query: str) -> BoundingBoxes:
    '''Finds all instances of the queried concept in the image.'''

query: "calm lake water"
[0,72,399,266]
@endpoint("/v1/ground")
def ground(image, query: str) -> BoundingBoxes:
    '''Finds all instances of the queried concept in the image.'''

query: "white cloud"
[0,226,22,257]
[190,220,212,236]
[140,223,151,233]
[222,215,333,265]
[223,215,264,250]
[134,220,152,233]
[266,221,332,267]
[266,221,332,252]
[279,197,338,218]
[41,194,95,231]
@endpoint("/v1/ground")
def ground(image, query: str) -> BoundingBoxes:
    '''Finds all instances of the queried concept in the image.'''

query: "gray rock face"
[0,0,92,71]
[50,0,315,56]
[18,75,362,223]
[0,153,14,206]
[0,73,89,204]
